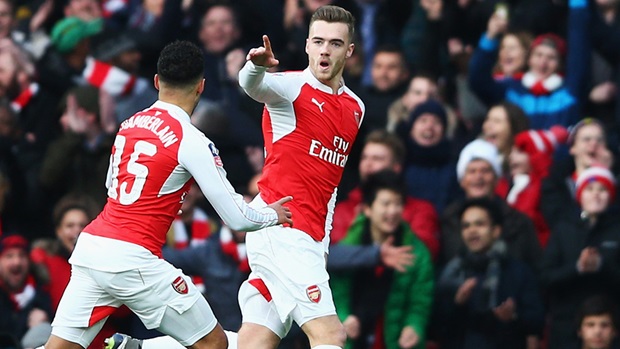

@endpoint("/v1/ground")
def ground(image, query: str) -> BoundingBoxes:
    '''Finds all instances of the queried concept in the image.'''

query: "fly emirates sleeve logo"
[308,136,349,168]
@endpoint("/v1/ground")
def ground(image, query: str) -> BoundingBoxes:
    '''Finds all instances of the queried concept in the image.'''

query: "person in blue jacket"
[468,0,590,130]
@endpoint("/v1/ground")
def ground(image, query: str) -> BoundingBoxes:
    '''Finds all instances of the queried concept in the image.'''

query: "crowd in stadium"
[1,0,620,348]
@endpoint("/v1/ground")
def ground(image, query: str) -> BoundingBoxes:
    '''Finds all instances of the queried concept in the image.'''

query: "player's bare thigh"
[238,322,281,349]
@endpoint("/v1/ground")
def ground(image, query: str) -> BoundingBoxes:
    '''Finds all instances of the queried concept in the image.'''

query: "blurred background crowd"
[1,0,620,348]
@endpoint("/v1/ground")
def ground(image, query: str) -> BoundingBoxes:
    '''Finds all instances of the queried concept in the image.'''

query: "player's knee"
[192,326,228,349]
[208,328,228,349]
[306,320,346,347]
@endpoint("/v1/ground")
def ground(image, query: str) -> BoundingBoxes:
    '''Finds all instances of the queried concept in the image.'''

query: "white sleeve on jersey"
[178,125,279,232]
[238,61,289,104]
[105,153,113,189]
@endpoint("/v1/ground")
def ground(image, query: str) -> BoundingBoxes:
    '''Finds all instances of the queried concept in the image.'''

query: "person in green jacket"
[330,169,434,349]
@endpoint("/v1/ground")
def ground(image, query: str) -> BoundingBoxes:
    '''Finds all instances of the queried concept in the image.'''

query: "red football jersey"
[240,63,365,241]
[84,101,279,257]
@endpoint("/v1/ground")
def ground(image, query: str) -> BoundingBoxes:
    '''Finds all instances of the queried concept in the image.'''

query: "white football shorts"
[51,257,216,348]
[239,222,336,338]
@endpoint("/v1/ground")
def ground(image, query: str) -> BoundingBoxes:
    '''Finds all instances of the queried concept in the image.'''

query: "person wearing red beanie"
[504,125,568,247]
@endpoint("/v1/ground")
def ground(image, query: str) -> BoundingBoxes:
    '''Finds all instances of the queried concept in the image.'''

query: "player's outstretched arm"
[180,132,281,232]
[267,196,294,226]
[246,35,279,68]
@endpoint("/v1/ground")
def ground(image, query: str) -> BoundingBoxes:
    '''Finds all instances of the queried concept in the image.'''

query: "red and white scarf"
[171,208,211,249]
[11,83,39,113]
[219,226,249,273]
[506,173,531,205]
[2,275,36,310]
[82,57,137,96]
[102,0,129,18]
[522,71,563,96]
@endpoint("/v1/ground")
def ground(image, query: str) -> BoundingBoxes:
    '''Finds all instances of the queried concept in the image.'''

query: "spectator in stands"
[493,31,532,81]
[541,165,620,349]
[0,234,52,344]
[39,85,115,210]
[356,44,409,132]
[340,0,411,88]
[198,4,242,104]
[331,169,434,349]
[89,29,157,124]
[396,99,458,213]
[503,126,568,247]
[386,74,439,133]
[468,0,590,129]
[588,0,620,141]
[30,194,97,311]
[331,129,440,260]
[0,39,62,237]
[541,117,613,229]
[440,139,541,272]
[575,295,619,349]
[480,101,530,174]
[0,100,23,234]
[37,16,103,99]
[197,4,262,151]
[435,197,545,349]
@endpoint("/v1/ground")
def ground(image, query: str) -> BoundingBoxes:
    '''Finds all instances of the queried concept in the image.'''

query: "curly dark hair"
[157,41,204,88]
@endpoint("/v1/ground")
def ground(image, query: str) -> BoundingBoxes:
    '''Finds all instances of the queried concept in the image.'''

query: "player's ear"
[346,43,354,59]
[154,74,160,90]
[197,78,205,95]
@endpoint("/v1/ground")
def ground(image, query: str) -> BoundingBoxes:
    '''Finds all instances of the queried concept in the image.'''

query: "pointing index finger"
[263,35,272,52]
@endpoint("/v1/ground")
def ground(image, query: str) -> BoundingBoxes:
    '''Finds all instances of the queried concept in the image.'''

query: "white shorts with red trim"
[239,223,336,338]
[51,259,216,347]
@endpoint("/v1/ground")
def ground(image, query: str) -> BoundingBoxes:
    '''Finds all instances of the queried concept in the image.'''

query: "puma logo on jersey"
[311,98,325,113]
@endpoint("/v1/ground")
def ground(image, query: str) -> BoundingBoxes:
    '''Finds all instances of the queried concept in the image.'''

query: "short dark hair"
[157,41,204,88]
[576,295,619,330]
[374,44,405,58]
[361,169,407,207]
[310,5,355,43]
[364,129,406,166]
[459,197,503,227]
[52,194,97,228]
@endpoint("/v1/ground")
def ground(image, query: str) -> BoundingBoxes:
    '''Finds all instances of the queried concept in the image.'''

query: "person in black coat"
[541,166,620,349]
[435,197,545,349]
[0,234,52,345]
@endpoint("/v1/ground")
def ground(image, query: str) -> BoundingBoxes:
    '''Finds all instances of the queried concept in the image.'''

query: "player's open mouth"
[319,61,330,69]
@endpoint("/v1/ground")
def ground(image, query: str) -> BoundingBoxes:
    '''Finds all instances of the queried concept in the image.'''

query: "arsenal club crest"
[354,110,361,125]
[172,276,188,294]
[306,285,321,303]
